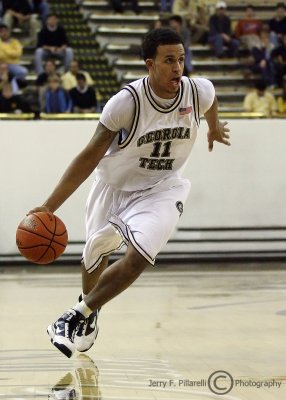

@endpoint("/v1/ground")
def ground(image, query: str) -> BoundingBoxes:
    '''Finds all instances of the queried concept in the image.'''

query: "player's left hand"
[207,121,231,152]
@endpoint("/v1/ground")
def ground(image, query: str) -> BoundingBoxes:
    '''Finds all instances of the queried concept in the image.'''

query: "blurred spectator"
[250,29,276,87]
[0,82,30,112]
[110,0,140,15]
[268,2,286,47]
[0,23,28,79]
[277,78,286,112]
[235,5,262,50]
[36,58,57,110]
[172,0,209,44]
[2,0,40,46]
[69,73,97,113]
[243,80,277,117]
[271,32,286,87]
[0,61,19,93]
[61,60,94,91]
[35,14,73,74]
[36,58,57,87]
[169,15,193,73]
[208,1,240,58]
[31,0,50,23]
[43,73,72,113]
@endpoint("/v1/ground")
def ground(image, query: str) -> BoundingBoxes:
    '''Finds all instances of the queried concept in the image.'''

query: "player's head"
[142,28,185,99]
[142,28,184,61]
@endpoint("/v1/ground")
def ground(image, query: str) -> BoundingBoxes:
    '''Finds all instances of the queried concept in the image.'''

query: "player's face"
[146,44,185,99]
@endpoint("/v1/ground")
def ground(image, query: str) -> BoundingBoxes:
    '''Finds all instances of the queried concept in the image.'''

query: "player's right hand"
[27,206,53,215]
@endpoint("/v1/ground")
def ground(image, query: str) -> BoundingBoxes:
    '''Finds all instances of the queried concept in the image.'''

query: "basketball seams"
[32,212,56,235]
[33,213,67,236]
[36,213,58,263]
[17,227,66,247]
[16,212,68,264]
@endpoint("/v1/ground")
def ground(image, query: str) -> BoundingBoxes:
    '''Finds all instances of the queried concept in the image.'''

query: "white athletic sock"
[73,300,93,318]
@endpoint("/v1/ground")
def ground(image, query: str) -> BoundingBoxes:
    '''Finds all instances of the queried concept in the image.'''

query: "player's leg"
[48,244,149,358]
[84,244,149,310]
[81,256,109,295]
[74,257,109,352]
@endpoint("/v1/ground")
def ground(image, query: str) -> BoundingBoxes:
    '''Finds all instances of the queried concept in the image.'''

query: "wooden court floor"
[0,263,285,400]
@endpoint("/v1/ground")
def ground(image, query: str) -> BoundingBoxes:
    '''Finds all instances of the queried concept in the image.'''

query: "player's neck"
[148,77,178,100]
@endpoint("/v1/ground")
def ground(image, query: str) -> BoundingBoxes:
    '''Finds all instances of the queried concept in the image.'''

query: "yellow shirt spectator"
[277,96,286,113]
[243,87,277,117]
[61,70,94,91]
[0,37,22,65]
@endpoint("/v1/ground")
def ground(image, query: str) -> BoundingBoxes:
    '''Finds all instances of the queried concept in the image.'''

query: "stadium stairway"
[16,0,282,114]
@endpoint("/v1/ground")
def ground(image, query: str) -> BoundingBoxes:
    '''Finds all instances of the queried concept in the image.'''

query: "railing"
[0,112,285,120]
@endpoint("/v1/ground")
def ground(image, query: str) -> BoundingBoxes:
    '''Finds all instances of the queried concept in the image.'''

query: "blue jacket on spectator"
[44,87,72,113]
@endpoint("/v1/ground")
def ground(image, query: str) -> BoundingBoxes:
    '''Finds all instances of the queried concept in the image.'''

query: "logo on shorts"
[176,201,184,216]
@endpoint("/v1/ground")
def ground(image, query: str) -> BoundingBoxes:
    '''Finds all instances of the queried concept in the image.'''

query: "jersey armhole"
[188,78,200,127]
[118,86,140,149]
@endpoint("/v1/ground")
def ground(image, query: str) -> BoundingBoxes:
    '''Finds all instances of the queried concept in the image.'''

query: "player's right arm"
[28,122,117,214]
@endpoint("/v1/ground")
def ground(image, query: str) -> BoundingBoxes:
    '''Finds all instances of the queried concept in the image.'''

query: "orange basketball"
[16,212,68,264]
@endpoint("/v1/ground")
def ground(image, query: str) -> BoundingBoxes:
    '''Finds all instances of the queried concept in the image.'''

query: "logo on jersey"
[179,106,192,115]
[176,201,184,216]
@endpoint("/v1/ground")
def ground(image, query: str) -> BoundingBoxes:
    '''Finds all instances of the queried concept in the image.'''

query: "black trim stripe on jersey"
[126,224,155,266]
[118,86,140,149]
[143,77,184,113]
[189,78,200,127]
[110,220,155,266]
[85,241,125,273]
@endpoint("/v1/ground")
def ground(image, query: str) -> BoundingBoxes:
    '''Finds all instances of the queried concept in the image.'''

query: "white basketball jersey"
[96,76,204,191]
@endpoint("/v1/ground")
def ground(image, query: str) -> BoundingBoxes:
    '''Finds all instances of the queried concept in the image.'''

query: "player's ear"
[145,58,154,70]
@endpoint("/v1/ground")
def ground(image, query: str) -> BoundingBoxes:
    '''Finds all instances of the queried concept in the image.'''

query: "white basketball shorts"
[82,177,191,273]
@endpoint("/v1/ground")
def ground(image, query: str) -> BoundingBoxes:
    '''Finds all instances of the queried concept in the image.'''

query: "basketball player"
[29,28,230,358]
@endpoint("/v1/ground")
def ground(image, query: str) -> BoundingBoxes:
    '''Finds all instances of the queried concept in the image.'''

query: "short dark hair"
[141,28,184,60]
[169,15,183,25]
[47,13,58,19]
[246,4,254,10]
[255,80,266,91]
[276,2,286,9]
[76,73,86,81]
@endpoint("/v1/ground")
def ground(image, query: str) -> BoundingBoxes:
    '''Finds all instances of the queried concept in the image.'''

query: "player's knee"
[123,246,149,277]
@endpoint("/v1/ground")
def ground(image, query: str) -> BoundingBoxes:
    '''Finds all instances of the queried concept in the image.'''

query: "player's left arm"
[204,96,231,152]
[194,78,230,152]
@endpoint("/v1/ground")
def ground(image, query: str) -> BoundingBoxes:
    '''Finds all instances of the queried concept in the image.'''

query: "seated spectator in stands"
[110,0,140,15]
[69,73,97,113]
[61,60,94,91]
[268,2,286,47]
[250,29,276,87]
[235,5,262,51]
[36,59,57,110]
[35,13,73,75]
[271,32,286,87]
[0,82,30,112]
[169,15,193,74]
[31,0,50,23]
[277,77,286,113]
[43,73,72,113]
[208,1,240,58]
[0,23,28,80]
[0,61,19,93]
[243,80,277,117]
[2,0,40,46]
[36,59,57,87]
[172,0,209,44]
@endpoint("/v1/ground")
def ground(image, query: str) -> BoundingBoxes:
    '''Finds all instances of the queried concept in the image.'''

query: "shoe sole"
[47,324,74,358]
